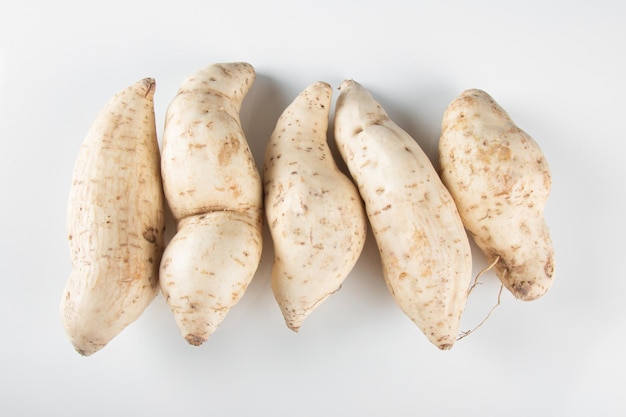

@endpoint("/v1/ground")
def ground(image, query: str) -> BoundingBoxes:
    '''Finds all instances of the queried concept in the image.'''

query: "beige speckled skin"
[161,63,260,219]
[264,82,367,331]
[62,78,165,356]
[334,80,472,350]
[160,63,263,345]
[159,210,262,345]
[439,89,554,301]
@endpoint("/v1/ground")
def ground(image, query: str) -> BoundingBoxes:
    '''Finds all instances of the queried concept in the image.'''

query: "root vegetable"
[333,80,472,350]
[61,78,165,356]
[159,211,262,345]
[439,89,555,301]
[263,81,367,331]
[159,62,263,345]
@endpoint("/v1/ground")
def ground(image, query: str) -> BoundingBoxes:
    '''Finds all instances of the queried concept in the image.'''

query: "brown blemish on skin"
[510,280,531,299]
[189,143,207,149]
[185,334,206,346]
[218,135,241,166]
[143,227,158,243]
[519,222,530,234]
[370,115,389,126]
[161,257,172,270]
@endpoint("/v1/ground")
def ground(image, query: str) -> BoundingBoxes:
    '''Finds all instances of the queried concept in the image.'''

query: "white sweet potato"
[159,62,263,345]
[263,81,367,331]
[61,78,165,356]
[334,80,472,350]
[439,89,555,301]
[159,211,262,345]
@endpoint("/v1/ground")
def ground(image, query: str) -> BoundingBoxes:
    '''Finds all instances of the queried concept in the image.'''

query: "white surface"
[1,0,625,415]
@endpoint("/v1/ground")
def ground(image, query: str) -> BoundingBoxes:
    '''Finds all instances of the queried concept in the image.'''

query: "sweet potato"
[334,80,472,350]
[264,81,367,331]
[61,78,165,356]
[159,62,263,345]
[439,89,555,301]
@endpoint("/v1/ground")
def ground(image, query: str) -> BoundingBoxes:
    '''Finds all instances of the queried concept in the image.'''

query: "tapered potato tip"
[275,293,324,334]
[282,296,331,332]
[133,78,156,99]
[284,314,305,333]
[185,334,207,346]
[297,81,332,108]
[177,62,255,106]
[309,80,332,91]
[284,320,301,333]
[70,337,105,357]
[338,79,358,90]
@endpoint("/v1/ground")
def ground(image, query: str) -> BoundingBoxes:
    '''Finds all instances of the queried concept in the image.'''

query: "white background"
[1,0,625,415]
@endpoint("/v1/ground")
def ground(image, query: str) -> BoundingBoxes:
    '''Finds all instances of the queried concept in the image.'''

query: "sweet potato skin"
[334,80,472,350]
[263,81,367,331]
[159,210,262,345]
[439,89,555,301]
[161,63,260,219]
[62,78,165,356]
[159,63,263,345]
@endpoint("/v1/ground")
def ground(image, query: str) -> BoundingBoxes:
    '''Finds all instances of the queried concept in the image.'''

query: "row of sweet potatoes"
[61,62,554,355]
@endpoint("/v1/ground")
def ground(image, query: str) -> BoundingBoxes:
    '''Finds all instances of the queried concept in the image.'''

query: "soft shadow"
[362,84,458,172]
[239,73,292,171]
[235,73,291,318]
